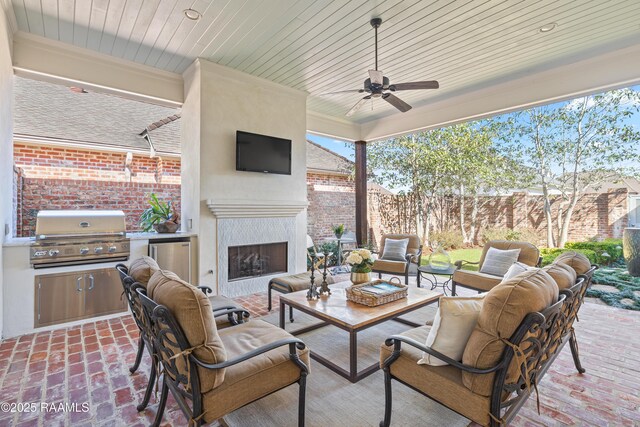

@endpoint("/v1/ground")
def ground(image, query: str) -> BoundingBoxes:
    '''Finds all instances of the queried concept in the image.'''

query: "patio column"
[355,140,367,246]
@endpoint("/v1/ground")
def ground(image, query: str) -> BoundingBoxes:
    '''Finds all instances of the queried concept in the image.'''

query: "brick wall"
[306,172,356,244]
[13,142,182,237]
[17,178,180,236]
[14,143,180,184]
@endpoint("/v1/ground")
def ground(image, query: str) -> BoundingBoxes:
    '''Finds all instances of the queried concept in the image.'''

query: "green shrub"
[564,239,623,265]
[430,229,464,250]
[539,248,597,266]
[481,227,542,245]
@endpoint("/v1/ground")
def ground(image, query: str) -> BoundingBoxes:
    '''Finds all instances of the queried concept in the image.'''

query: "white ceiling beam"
[360,36,640,141]
[306,111,361,142]
[12,31,183,107]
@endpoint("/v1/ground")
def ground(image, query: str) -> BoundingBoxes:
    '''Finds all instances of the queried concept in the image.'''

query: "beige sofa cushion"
[128,256,159,286]
[461,268,558,396]
[452,269,502,292]
[554,251,592,275]
[542,263,577,290]
[380,326,490,426]
[269,271,336,293]
[419,294,485,366]
[202,320,309,423]
[148,270,227,393]
[372,259,407,274]
[479,241,540,268]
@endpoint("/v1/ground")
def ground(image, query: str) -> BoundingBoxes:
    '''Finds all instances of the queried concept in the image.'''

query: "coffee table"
[278,282,441,383]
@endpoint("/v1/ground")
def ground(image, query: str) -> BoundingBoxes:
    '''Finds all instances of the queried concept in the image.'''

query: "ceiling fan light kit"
[322,17,439,117]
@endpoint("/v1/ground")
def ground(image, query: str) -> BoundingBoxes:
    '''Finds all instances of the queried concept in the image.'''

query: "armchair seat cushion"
[269,271,335,293]
[452,270,502,292]
[372,259,407,274]
[380,326,490,426]
[202,320,310,422]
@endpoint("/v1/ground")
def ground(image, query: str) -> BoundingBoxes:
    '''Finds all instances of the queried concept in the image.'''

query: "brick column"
[607,188,628,238]
[355,140,367,246]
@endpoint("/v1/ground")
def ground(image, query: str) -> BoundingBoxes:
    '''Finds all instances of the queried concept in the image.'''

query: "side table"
[416,265,457,295]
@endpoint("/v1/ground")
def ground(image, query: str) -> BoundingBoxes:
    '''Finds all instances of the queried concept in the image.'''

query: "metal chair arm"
[454,260,480,270]
[190,338,307,370]
[212,307,250,320]
[382,335,505,374]
[197,286,213,294]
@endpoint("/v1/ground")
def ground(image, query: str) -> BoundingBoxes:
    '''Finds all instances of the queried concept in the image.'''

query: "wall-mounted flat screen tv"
[236,131,292,175]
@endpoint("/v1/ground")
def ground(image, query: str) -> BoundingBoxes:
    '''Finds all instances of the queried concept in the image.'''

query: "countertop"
[3,232,197,247]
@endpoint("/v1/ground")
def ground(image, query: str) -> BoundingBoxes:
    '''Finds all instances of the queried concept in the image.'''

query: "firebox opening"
[228,242,288,281]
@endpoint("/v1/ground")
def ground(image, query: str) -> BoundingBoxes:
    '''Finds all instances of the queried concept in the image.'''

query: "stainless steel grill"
[30,210,130,268]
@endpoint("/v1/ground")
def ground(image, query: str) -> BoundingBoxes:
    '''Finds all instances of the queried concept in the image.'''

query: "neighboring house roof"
[13,76,180,156]
[306,140,353,175]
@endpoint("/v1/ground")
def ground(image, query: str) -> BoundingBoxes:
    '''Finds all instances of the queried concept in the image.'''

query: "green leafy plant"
[481,227,542,245]
[331,224,345,238]
[140,193,179,232]
[564,240,623,265]
[539,248,597,266]
[430,229,464,250]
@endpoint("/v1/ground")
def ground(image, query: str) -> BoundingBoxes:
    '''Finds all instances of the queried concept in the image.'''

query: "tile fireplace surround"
[206,199,308,297]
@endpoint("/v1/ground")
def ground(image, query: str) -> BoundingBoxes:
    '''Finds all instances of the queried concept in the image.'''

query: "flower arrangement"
[346,249,374,273]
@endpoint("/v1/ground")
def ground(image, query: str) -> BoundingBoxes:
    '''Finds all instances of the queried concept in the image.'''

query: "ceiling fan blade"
[346,96,371,117]
[368,70,384,85]
[382,93,412,113]
[319,89,365,96]
[389,81,439,91]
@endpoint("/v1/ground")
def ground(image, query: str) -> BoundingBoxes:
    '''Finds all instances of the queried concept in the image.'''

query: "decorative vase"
[350,271,371,285]
[623,227,640,277]
[153,221,180,233]
[335,232,344,239]
[428,244,452,271]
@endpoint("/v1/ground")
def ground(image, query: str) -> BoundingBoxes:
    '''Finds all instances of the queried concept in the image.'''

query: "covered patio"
[1,1,640,426]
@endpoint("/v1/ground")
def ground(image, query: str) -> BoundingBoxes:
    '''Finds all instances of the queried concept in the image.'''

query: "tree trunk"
[541,187,556,247]
[470,194,479,245]
[459,184,469,243]
[558,195,579,248]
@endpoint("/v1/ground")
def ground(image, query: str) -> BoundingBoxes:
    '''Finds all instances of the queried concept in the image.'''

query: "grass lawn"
[421,248,482,271]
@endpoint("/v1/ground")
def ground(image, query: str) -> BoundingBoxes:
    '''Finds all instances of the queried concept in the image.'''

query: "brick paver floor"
[0,286,638,426]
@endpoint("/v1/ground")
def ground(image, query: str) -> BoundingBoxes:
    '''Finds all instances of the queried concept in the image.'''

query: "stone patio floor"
[0,278,639,426]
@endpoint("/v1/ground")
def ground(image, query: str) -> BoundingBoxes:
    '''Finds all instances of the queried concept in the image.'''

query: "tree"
[498,88,640,247]
[367,131,450,245]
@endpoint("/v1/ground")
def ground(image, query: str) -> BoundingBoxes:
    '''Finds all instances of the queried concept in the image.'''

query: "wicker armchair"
[372,234,422,284]
[137,270,309,426]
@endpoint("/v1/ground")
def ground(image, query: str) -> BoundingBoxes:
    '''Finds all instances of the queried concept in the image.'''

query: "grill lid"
[35,210,126,238]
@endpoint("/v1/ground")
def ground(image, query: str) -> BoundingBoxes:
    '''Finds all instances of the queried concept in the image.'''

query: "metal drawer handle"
[76,276,83,292]
[88,274,95,291]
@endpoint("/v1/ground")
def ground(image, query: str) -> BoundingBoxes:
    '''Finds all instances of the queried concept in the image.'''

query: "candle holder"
[319,251,332,296]
[306,256,320,300]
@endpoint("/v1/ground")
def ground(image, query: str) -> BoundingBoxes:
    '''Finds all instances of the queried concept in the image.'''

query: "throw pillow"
[501,261,530,281]
[381,238,410,262]
[480,247,521,277]
[418,294,486,366]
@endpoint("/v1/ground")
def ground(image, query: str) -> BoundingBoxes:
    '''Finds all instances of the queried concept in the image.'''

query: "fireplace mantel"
[206,199,308,218]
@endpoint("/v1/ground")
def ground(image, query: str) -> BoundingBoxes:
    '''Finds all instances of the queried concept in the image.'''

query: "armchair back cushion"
[553,251,592,275]
[128,256,160,287]
[381,238,410,261]
[461,268,558,396]
[479,241,540,269]
[148,270,227,393]
[379,234,421,262]
[542,263,577,290]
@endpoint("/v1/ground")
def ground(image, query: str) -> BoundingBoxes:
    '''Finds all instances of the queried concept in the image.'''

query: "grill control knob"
[94,247,104,254]
[48,249,60,257]
[108,246,117,253]
[80,247,89,255]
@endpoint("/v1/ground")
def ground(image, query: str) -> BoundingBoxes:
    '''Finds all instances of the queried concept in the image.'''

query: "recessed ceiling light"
[183,8,202,21]
[539,22,557,33]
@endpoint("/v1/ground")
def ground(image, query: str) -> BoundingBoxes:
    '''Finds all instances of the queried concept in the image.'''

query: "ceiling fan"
[321,18,439,117]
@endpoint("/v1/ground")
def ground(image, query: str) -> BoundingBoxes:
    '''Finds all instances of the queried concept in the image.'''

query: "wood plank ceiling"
[9,0,640,123]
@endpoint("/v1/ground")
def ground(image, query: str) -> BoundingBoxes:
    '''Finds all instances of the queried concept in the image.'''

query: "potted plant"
[346,248,374,284]
[140,193,180,233]
[332,224,345,239]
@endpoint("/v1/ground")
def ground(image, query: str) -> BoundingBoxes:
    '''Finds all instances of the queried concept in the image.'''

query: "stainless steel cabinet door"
[35,272,85,327]
[150,242,191,282]
[83,268,127,317]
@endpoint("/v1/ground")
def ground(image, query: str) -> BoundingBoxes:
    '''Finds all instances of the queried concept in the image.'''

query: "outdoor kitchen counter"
[3,231,197,246]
